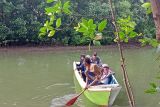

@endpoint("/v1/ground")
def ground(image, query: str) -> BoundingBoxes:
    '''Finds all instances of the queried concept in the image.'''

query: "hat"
[102,64,109,68]
[86,55,91,58]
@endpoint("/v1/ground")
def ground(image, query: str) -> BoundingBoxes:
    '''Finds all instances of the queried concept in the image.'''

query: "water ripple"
[50,94,77,107]
[45,83,70,89]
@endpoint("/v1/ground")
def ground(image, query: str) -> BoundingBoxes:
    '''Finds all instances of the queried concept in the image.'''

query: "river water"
[0,47,159,107]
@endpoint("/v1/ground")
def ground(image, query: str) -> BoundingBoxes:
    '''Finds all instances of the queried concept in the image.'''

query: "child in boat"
[100,64,115,84]
[91,52,102,67]
[84,57,102,88]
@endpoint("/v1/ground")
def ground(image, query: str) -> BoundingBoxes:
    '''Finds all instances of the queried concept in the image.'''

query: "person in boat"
[76,54,86,81]
[77,54,85,72]
[91,52,102,67]
[84,57,102,88]
[100,64,115,84]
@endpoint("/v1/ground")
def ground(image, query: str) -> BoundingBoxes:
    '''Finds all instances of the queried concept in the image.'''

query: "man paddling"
[84,57,102,88]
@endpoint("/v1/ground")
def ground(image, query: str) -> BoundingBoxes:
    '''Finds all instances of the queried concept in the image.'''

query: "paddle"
[65,88,87,106]
[65,77,98,106]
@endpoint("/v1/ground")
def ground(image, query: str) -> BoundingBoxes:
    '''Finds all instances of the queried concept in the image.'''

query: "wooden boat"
[73,61,121,106]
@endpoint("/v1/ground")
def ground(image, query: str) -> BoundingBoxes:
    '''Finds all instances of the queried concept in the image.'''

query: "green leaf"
[56,18,61,28]
[141,2,151,8]
[124,38,128,43]
[63,1,71,14]
[80,23,88,30]
[44,21,49,27]
[39,32,46,37]
[129,31,137,38]
[49,15,55,25]
[150,83,157,88]
[78,27,87,33]
[149,39,159,47]
[46,0,55,3]
[98,20,107,32]
[45,7,55,14]
[63,1,70,9]
[119,31,125,40]
[48,30,55,37]
[40,27,47,33]
[82,18,88,26]
[47,26,54,31]
[88,19,94,26]
[141,2,152,14]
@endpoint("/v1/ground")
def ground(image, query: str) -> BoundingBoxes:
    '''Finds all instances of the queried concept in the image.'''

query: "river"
[0,47,159,107]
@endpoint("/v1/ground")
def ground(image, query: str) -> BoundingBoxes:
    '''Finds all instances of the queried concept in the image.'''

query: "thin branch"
[108,0,136,107]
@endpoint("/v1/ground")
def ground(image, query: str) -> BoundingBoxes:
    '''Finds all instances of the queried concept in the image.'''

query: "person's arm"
[87,78,98,88]
[85,69,94,80]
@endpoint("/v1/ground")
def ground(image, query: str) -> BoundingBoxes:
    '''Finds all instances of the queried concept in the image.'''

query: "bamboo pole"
[108,0,136,107]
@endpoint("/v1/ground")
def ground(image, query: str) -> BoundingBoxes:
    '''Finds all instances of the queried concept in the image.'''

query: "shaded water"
[0,47,159,107]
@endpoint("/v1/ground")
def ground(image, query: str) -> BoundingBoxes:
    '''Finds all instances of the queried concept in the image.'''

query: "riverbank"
[0,44,153,53]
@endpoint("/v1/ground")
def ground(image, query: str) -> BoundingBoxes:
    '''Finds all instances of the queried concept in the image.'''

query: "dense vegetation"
[0,0,155,46]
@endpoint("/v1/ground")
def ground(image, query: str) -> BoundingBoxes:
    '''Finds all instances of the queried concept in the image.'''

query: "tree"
[150,0,160,41]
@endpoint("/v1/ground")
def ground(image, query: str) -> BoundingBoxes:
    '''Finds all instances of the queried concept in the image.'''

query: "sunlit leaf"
[44,21,49,27]
[82,18,88,26]
[40,27,47,33]
[56,18,61,28]
[48,30,55,37]
[63,1,71,14]
[98,20,107,32]
[141,2,151,8]
[39,32,46,37]
[124,38,128,43]
[119,31,125,40]
[88,19,93,26]
[46,0,55,3]
[141,2,152,14]
[45,7,55,14]
[47,26,54,31]
[78,27,87,33]
[129,31,137,38]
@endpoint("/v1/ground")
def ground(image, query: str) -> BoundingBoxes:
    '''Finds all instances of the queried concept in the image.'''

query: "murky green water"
[0,47,159,107]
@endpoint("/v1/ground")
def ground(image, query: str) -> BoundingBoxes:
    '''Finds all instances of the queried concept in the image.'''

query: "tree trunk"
[150,0,160,41]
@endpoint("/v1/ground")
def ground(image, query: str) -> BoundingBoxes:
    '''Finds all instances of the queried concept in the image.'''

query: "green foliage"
[74,18,107,50]
[75,19,107,38]
[98,20,107,32]
[116,16,138,42]
[139,38,159,47]
[0,0,157,46]
[141,2,152,14]
[115,0,133,18]
[87,1,110,19]
[39,0,71,38]
[75,19,96,38]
